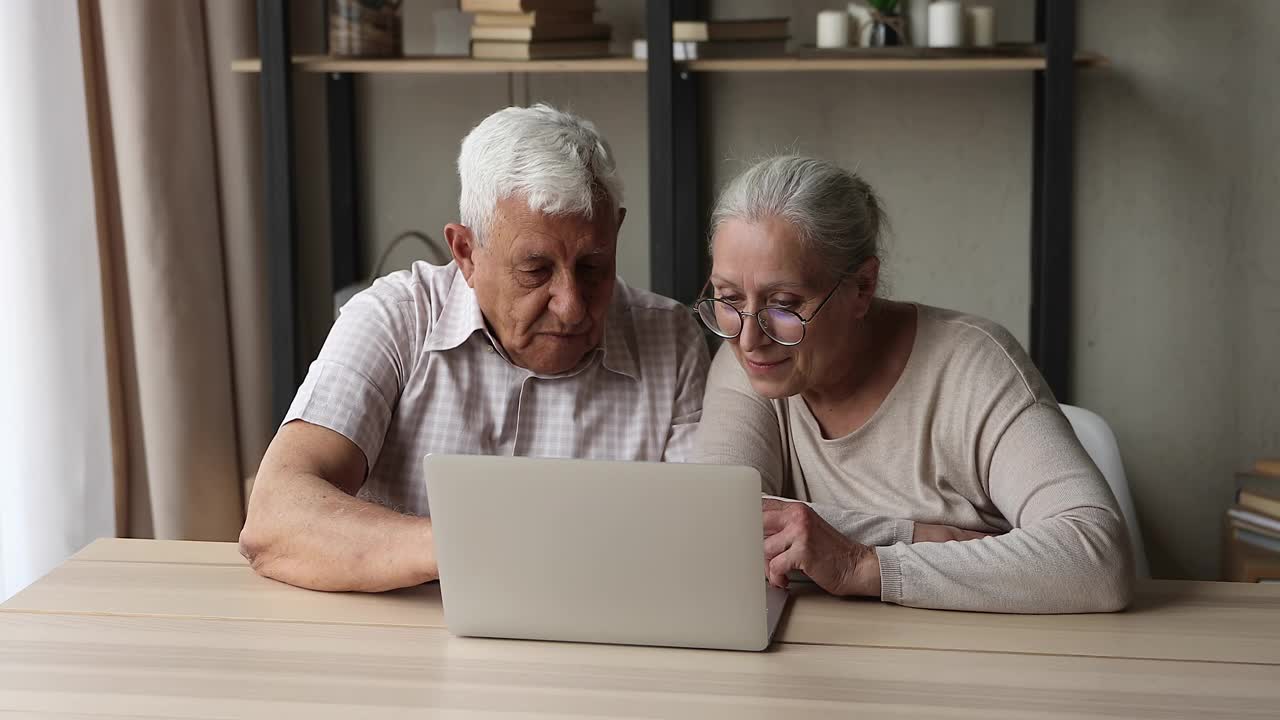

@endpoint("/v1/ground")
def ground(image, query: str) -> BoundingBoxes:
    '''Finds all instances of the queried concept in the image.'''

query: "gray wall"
[1074,0,1280,579]
[294,0,1280,580]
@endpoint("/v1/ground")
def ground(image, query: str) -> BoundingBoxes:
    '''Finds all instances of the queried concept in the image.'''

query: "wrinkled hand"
[762,499,880,597]
[912,522,997,543]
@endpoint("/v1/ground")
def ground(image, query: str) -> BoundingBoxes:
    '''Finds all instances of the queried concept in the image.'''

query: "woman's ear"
[852,257,880,319]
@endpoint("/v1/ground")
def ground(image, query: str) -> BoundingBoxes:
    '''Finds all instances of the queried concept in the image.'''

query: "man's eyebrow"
[518,246,610,263]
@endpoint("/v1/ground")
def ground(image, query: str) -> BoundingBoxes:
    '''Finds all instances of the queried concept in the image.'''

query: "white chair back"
[1060,404,1150,578]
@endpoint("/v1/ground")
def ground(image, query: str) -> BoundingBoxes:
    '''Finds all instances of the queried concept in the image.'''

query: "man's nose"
[549,273,588,327]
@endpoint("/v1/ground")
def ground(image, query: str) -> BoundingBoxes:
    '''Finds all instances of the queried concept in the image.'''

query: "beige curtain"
[80,0,270,540]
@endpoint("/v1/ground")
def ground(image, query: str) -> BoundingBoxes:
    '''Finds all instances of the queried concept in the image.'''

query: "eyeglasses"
[693,281,842,347]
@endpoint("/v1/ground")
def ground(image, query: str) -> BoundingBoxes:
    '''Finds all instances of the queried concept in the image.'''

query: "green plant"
[866,0,900,13]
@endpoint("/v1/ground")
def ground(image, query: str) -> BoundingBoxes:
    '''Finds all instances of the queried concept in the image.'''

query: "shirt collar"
[598,295,640,381]
[421,268,641,383]
[422,269,489,354]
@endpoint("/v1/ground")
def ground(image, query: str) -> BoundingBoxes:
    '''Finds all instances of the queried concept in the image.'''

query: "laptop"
[424,454,790,652]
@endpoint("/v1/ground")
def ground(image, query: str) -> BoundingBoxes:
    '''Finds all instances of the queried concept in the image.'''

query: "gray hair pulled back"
[710,155,884,286]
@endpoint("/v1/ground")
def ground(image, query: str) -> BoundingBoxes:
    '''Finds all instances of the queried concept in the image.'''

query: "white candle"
[968,6,996,47]
[928,0,964,48]
[817,9,850,49]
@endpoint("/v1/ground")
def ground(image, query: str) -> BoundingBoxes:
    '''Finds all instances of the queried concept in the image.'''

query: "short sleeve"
[283,287,418,472]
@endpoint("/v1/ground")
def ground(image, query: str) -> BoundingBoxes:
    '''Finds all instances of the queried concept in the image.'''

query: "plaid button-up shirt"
[285,261,709,514]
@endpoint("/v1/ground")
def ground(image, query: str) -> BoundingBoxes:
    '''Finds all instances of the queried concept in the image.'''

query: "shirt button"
[484,344,495,354]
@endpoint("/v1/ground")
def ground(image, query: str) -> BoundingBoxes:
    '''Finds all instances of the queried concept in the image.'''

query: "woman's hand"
[762,499,881,597]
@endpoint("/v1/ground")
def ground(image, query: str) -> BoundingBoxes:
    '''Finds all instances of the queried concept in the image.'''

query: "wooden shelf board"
[688,52,1106,72]
[230,52,1107,75]
[230,54,645,74]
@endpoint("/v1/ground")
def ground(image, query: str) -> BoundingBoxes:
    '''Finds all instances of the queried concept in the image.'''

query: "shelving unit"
[246,0,1096,422]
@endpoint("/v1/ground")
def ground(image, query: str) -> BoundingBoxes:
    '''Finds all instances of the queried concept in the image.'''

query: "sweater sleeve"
[695,345,913,547]
[661,310,712,462]
[811,502,916,548]
[875,402,1134,613]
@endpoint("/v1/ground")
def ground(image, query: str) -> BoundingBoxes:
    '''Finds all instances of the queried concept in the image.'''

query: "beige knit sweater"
[694,304,1133,613]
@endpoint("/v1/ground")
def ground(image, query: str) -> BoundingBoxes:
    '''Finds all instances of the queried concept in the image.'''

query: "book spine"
[1238,490,1280,519]
[1228,507,1280,534]
[1235,527,1280,554]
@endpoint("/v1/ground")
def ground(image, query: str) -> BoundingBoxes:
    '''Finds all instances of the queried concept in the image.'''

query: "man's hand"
[912,522,997,543]
[762,499,880,597]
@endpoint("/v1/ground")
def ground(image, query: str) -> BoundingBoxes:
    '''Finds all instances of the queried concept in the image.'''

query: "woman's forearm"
[875,510,1133,613]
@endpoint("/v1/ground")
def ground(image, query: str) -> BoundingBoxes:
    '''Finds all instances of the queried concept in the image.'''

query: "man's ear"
[444,223,480,285]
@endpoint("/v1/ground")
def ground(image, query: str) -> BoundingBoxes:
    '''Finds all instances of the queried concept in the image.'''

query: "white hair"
[457,104,623,244]
[710,155,884,282]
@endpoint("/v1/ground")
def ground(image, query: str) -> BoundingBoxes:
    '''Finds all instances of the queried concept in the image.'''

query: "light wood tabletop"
[4,538,1280,717]
[4,611,1278,719]
[6,538,1280,665]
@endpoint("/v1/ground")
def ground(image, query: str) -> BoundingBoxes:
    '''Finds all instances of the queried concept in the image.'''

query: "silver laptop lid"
[425,455,776,651]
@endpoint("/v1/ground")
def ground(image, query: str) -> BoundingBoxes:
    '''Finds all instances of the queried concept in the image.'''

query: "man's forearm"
[240,472,436,592]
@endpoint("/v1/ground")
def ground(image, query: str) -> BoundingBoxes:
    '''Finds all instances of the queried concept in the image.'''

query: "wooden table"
[3,539,1279,718]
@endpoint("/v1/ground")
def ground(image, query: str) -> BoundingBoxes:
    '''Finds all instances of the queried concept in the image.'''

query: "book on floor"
[1233,526,1280,554]
[1238,488,1280,520]
[671,18,789,42]
[471,10,595,27]
[1225,492,1280,582]
[1233,467,1280,495]
[471,23,610,42]
[1225,529,1280,582]
[471,39,611,60]
[1227,507,1280,538]
[460,0,595,14]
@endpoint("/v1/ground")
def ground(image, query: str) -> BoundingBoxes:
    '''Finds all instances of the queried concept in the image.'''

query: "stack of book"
[1225,458,1280,582]
[633,18,789,60]
[462,0,611,60]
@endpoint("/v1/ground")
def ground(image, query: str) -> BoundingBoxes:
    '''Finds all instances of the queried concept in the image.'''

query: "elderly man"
[240,105,709,592]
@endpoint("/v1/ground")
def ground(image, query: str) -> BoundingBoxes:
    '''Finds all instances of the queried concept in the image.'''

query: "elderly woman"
[693,156,1132,613]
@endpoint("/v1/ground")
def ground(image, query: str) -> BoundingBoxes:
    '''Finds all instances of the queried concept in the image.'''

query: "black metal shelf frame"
[257,0,1078,422]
